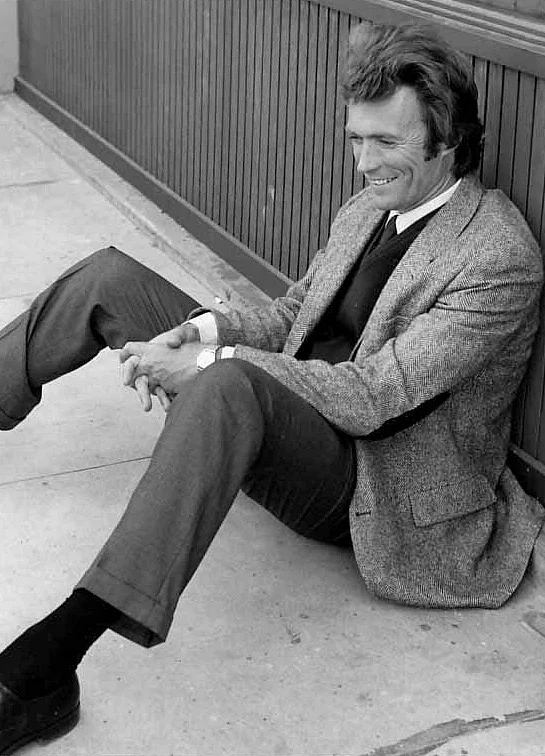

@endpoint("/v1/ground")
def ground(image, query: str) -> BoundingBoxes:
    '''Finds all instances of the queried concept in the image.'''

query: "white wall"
[0,0,18,93]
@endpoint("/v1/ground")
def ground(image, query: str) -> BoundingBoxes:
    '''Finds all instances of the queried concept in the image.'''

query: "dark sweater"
[298,210,447,438]
[298,212,435,363]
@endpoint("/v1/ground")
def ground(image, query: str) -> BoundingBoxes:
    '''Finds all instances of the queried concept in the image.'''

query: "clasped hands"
[119,322,203,412]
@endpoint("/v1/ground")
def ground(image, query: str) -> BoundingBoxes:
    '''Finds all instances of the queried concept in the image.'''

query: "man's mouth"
[368,176,398,186]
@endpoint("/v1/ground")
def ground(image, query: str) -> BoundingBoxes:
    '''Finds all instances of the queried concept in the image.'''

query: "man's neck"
[389,179,461,233]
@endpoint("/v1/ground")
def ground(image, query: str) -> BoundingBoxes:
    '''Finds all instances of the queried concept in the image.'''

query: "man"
[0,20,543,754]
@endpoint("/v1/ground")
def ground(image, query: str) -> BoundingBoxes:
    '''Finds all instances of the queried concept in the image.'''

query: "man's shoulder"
[330,186,380,232]
[468,182,539,251]
[454,178,543,279]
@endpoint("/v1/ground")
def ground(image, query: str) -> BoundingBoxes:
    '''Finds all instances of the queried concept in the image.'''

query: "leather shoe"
[0,674,80,755]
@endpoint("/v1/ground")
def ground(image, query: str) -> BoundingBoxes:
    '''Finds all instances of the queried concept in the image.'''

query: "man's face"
[346,87,456,213]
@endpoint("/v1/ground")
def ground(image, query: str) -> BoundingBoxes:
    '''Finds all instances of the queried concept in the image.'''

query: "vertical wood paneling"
[142,1,152,172]
[165,0,176,191]
[196,2,208,213]
[186,0,197,206]
[248,0,265,254]
[99,0,109,141]
[511,73,534,216]
[128,1,139,166]
[296,1,317,272]
[262,0,282,265]
[481,62,503,189]
[218,1,233,229]
[320,9,339,248]
[241,0,257,247]
[496,68,518,197]
[336,14,353,210]
[279,0,300,276]
[16,0,545,469]
[151,3,162,179]
[158,0,169,186]
[172,1,184,197]
[308,5,329,260]
[526,82,545,241]
[288,0,310,278]
[253,0,273,257]
[226,0,241,235]
[270,0,291,271]
[205,1,218,219]
[180,0,191,199]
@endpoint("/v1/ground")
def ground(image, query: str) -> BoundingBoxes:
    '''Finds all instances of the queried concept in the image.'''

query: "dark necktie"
[376,215,398,247]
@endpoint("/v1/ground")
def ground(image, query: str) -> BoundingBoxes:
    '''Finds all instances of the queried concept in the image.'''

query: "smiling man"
[0,21,544,754]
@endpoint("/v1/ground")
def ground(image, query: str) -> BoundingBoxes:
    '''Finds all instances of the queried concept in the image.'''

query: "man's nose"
[356,140,380,173]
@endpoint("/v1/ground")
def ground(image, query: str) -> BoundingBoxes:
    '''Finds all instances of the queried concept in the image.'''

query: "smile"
[369,177,398,186]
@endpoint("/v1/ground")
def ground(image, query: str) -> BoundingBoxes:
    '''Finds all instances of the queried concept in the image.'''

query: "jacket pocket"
[410,474,496,527]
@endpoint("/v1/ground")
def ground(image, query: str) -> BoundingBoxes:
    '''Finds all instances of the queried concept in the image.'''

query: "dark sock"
[0,588,120,699]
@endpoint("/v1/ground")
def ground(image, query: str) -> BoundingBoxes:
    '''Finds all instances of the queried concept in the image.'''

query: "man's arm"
[228,244,543,436]
[122,243,331,411]
[190,247,329,352]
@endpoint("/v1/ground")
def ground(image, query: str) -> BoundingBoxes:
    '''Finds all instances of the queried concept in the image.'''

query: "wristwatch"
[196,347,220,372]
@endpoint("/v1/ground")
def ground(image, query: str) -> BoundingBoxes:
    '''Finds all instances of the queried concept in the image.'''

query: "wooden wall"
[15,0,545,498]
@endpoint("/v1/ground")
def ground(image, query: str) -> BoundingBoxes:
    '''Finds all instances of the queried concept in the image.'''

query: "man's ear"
[441,142,458,158]
[425,141,457,163]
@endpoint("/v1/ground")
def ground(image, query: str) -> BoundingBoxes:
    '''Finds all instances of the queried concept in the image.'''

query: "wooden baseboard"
[509,445,545,505]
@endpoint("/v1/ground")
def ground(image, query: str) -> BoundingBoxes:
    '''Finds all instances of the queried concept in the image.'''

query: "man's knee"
[172,358,272,418]
[197,358,271,395]
[83,246,140,285]
[69,247,158,309]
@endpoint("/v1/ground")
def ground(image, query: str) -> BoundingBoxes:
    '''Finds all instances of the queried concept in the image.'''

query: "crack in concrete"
[0,178,60,190]
[0,454,153,488]
[359,709,545,756]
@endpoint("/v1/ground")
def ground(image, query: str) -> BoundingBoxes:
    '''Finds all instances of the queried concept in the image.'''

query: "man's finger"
[122,355,141,387]
[135,375,152,412]
[155,386,172,412]
[164,323,200,348]
[119,341,146,363]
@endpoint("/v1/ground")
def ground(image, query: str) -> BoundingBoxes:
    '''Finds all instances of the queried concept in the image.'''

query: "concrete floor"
[1,93,545,756]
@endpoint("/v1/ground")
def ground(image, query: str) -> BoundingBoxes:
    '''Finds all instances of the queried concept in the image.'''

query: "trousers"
[0,247,356,646]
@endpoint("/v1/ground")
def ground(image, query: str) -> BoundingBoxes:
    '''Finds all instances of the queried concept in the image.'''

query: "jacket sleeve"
[229,238,543,437]
[208,247,328,352]
[201,190,368,351]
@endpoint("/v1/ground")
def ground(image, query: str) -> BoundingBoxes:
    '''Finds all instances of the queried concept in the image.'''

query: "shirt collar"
[388,179,461,234]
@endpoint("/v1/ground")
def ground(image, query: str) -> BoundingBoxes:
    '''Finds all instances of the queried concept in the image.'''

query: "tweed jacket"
[212,175,545,609]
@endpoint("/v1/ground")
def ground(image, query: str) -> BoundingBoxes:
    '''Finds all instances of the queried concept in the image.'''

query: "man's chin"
[366,184,402,212]
[368,195,397,213]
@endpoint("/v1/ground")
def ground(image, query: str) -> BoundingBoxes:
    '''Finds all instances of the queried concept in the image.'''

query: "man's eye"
[378,139,395,147]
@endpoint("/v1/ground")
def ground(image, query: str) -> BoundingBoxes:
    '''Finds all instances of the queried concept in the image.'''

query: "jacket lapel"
[354,176,485,351]
[286,175,484,357]
[285,200,383,354]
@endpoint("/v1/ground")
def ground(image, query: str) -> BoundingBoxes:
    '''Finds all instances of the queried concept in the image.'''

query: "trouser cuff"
[76,564,173,648]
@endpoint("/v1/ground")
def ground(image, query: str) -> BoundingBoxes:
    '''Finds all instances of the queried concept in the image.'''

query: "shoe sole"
[0,703,80,755]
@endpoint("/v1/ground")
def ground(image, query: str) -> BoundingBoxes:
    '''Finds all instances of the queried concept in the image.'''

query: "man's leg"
[77,358,356,646]
[0,247,200,429]
[0,359,355,752]
[0,359,355,689]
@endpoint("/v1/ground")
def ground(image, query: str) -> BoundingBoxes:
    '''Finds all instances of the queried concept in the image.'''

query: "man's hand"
[149,322,201,349]
[120,341,205,411]
[121,322,201,411]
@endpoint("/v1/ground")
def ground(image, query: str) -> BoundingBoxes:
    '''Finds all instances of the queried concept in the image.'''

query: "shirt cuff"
[188,312,218,343]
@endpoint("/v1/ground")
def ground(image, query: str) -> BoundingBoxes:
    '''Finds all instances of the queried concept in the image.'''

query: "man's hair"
[341,22,484,178]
